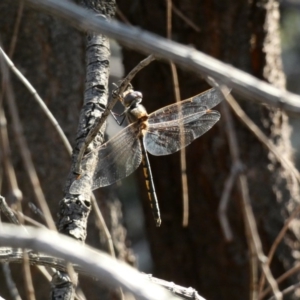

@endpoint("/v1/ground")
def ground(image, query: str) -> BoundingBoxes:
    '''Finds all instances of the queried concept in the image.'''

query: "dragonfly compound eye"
[123,91,143,107]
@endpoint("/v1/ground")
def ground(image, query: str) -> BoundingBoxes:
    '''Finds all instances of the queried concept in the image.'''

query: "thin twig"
[0,48,56,231]
[8,0,24,58]
[218,100,245,241]
[23,251,36,300]
[218,85,282,299]
[24,0,300,113]
[74,54,155,175]
[239,175,282,300]
[260,264,300,299]
[0,106,23,203]
[225,91,300,184]
[0,224,181,300]
[218,92,259,298]
[0,47,72,156]
[172,4,201,32]
[166,0,189,227]
[267,281,300,300]
[0,196,19,225]
[90,194,115,257]
[218,163,239,241]
[116,7,131,25]
[258,205,300,296]
[1,262,22,300]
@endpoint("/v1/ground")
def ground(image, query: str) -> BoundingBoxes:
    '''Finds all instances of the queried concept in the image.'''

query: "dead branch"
[0,224,181,300]
[24,0,300,113]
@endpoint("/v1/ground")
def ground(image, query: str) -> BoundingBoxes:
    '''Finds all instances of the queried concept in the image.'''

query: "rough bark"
[117,0,299,299]
[0,1,132,299]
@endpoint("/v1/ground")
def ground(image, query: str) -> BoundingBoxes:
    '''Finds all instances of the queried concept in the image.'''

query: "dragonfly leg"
[110,110,127,126]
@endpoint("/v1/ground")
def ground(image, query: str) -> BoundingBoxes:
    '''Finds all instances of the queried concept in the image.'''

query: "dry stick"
[0,196,55,294]
[24,0,300,113]
[90,195,115,257]
[0,47,72,156]
[218,101,244,241]
[219,86,282,299]
[225,92,300,184]
[166,0,189,227]
[258,205,300,296]
[0,49,113,259]
[220,98,259,299]
[0,104,23,204]
[260,264,300,299]
[0,224,181,300]
[267,282,300,300]
[171,4,201,32]
[23,251,36,300]
[239,175,282,300]
[74,54,155,175]
[144,274,206,300]
[1,262,22,300]
[0,196,19,225]
[116,7,131,25]
[0,55,37,300]
[0,246,205,300]
[8,0,24,58]
[0,51,56,231]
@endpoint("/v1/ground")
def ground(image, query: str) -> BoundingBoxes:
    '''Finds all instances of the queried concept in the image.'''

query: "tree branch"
[24,0,300,113]
[0,224,181,300]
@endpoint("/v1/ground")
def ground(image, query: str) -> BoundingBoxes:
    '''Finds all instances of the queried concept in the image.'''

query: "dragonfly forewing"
[148,88,224,124]
[145,110,220,156]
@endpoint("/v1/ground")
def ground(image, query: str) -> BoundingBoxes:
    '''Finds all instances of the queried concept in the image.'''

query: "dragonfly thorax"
[123,90,149,124]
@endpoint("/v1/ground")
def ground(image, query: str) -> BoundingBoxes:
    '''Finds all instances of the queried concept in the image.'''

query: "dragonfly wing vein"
[148,88,224,124]
[145,110,220,156]
[70,123,142,194]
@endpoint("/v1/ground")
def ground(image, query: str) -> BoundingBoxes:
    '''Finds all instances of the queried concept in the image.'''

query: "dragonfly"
[70,88,225,226]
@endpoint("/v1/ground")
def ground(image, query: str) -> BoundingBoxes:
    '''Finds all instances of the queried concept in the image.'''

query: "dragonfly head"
[123,91,143,108]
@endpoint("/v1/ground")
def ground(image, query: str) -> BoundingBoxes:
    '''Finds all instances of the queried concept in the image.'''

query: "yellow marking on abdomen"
[143,167,148,178]
[145,179,150,191]
[148,192,153,206]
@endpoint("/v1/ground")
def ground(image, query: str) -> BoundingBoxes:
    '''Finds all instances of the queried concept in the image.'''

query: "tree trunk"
[0,1,132,299]
[117,0,298,299]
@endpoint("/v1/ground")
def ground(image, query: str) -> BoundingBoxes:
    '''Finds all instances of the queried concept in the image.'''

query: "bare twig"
[24,0,300,113]
[172,4,201,32]
[239,175,282,300]
[0,47,56,231]
[218,100,245,241]
[23,251,36,300]
[8,0,24,58]
[0,105,23,204]
[267,281,300,300]
[0,47,72,156]
[260,264,300,299]
[0,196,19,225]
[90,194,115,257]
[225,91,300,184]
[258,205,300,296]
[0,246,205,300]
[217,86,282,299]
[166,0,189,227]
[144,274,206,300]
[0,224,181,300]
[74,54,155,175]
[1,262,22,300]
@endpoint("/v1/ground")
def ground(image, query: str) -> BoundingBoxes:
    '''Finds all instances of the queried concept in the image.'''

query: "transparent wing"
[145,110,220,156]
[70,123,142,194]
[148,88,224,124]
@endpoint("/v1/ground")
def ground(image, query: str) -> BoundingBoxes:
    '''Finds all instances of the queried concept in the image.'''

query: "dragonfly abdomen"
[140,137,161,227]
